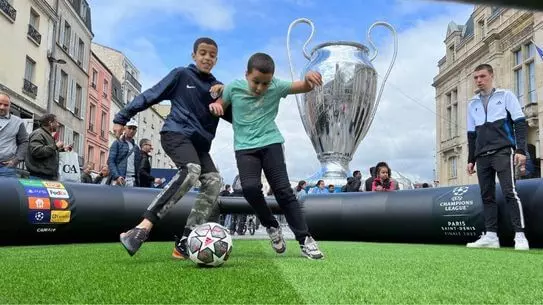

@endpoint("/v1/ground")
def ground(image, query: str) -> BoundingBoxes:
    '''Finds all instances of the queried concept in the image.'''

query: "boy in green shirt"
[210,53,323,259]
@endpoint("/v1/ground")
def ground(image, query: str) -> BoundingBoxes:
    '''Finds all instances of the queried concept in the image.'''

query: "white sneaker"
[266,226,286,254]
[301,236,324,260]
[466,233,500,249]
[514,235,530,251]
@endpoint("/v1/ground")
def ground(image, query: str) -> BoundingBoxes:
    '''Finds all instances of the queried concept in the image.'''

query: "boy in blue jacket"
[116,37,230,258]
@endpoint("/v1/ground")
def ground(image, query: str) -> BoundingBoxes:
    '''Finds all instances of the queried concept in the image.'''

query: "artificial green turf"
[0,240,542,304]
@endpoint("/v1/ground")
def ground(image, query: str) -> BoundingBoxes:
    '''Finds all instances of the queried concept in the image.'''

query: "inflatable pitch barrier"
[1,177,542,247]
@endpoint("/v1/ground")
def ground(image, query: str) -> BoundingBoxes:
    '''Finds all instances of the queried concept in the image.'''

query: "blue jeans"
[0,166,18,178]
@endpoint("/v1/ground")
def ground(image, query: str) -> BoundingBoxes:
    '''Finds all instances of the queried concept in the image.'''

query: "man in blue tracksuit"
[117,37,231,258]
[466,63,529,250]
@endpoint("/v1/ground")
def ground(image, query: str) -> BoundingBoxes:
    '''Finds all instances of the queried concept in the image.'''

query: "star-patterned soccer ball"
[187,222,233,267]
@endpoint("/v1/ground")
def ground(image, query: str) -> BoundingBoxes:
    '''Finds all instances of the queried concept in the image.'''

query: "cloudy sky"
[89,0,475,185]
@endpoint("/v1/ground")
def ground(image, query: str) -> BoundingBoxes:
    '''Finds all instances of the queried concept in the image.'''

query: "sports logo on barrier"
[28,197,51,210]
[28,210,51,224]
[452,186,469,196]
[42,181,65,189]
[53,199,69,209]
[47,188,69,199]
[24,187,49,197]
[50,210,71,223]
[19,179,45,187]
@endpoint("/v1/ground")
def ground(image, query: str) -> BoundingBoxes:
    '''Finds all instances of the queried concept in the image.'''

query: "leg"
[120,132,201,256]
[494,148,529,250]
[235,148,279,228]
[467,154,499,248]
[262,144,323,259]
[261,144,309,243]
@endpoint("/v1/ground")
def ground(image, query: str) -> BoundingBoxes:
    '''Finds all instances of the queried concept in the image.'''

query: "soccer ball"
[187,222,233,267]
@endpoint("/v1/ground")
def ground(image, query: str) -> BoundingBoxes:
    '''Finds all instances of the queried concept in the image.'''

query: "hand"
[467,163,475,175]
[2,159,18,168]
[56,141,64,149]
[116,177,125,185]
[375,185,383,192]
[154,178,163,185]
[515,153,527,175]
[209,102,224,116]
[210,84,224,99]
[304,71,323,89]
[112,123,124,139]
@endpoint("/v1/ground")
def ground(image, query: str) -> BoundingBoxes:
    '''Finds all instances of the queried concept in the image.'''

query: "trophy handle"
[366,21,398,129]
[287,18,315,85]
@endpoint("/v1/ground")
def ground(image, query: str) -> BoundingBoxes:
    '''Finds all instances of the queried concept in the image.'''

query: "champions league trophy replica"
[287,18,398,187]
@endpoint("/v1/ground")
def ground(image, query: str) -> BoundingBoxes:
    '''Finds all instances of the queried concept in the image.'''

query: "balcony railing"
[100,130,105,138]
[23,79,38,98]
[102,92,107,98]
[0,0,16,22]
[91,82,96,89]
[27,24,41,45]
[125,71,142,92]
[74,106,80,117]
[88,123,94,132]
[58,95,66,107]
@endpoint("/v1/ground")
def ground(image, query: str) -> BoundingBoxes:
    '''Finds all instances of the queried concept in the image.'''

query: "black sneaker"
[120,227,149,256]
[172,235,189,260]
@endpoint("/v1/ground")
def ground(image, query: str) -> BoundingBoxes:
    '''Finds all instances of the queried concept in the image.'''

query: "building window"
[73,131,80,154]
[89,104,96,131]
[29,8,39,28]
[57,123,65,141]
[99,151,105,167]
[513,42,537,106]
[477,19,485,41]
[87,145,94,163]
[60,70,68,106]
[77,39,84,65]
[447,44,455,63]
[75,84,82,116]
[101,111,107,137]
[91,69,97,88]
[449,156,458,179]
[80,1,88,20]
[24,56,35,82]
[63,21,71,50]
[103,79,109,98]
[444,89,458,139]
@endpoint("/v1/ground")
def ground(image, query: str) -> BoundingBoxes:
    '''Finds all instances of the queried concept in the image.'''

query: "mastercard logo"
[53,199,69,209]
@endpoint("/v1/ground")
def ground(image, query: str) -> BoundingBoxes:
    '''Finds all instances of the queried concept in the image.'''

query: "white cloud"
[89,0,236,45]
[211,4,474,186]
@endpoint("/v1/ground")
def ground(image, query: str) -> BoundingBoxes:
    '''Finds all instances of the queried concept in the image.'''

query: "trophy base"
[304,159,351,189]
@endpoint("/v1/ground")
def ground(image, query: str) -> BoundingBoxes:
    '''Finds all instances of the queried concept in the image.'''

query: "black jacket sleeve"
[114,68,183,125]
[467,131,477,164]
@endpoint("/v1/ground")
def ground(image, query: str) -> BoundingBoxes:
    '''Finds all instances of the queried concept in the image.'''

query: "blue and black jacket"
[114,64,232,152]
[467,88,527,163]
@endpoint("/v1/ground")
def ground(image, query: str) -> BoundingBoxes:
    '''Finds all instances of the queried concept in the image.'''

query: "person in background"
[26,114,69,180]
[94,165,111,185]
[0,91,28,178]
[364,167,376,191]
[371,162,396,192]
[328,184,335,193]
[108,119,141,187]
[310,180,328,194]
[294,180,307,203]
[138,138,163,188]
[80,163,93,183]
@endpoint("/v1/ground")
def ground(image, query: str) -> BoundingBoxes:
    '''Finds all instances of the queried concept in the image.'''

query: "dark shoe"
[120,227,149,256]
[172,235,189,260]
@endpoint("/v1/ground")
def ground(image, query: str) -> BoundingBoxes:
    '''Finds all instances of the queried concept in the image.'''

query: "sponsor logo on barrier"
[28,197,51,210]
[28,210,51,224]
[53,199,69,209]
[50,210,71,223]
[452,186,469,196]
[19,179,45,187]
[47,188,69,199]
[24,187,49,197]
[42,181,65,189]
[36,227,57,233]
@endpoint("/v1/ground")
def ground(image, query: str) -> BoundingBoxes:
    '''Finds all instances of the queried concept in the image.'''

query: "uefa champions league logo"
[452,186,469,196]
[34,212,44,221]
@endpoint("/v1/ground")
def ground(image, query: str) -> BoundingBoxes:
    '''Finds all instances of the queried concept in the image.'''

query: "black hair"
[39,113,56,127]
[193,37,218,53]
[139,138,150,147]
[474,63,493,75]
[353,170,361,177]
[296,180,306,192]
[247,52,275,74]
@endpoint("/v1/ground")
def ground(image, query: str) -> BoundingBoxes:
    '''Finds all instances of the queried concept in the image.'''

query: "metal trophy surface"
[287,18,398,188]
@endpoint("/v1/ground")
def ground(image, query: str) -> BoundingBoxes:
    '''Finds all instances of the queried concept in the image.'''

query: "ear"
[191,52,196,61]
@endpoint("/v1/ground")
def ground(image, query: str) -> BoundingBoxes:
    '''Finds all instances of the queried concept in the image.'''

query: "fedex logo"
[47,188,69,199]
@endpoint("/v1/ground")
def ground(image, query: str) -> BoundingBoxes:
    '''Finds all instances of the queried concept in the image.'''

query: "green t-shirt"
[222,78,292,151]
